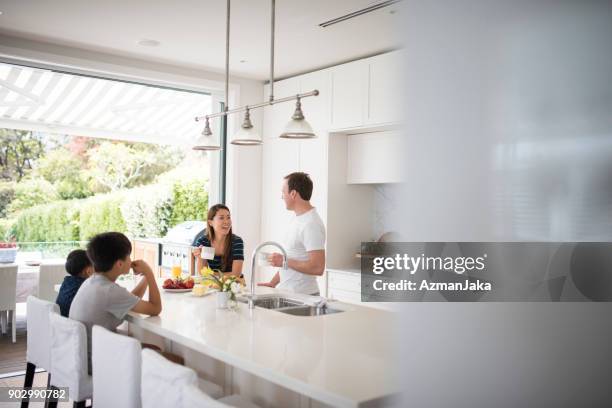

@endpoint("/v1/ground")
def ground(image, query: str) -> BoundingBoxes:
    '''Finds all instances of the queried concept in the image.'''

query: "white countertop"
[126,283,398,408]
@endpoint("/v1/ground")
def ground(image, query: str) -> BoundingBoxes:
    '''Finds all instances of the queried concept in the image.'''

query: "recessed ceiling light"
[0,11,3,16]
[137,39,160,47]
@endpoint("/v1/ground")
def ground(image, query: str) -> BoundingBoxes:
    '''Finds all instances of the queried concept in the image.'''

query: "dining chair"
[0,264,17,343]
[22,296,60,408]
[38,261,68,303]
[48,312,92,408]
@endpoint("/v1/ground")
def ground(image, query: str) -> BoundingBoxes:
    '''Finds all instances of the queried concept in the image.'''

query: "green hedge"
[79,195,126,241]
[5,180,208,242]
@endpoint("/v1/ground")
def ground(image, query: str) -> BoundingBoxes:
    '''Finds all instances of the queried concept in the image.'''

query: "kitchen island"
[126,284,399,408]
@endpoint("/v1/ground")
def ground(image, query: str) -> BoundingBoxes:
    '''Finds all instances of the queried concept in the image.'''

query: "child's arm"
[130,260,162,316]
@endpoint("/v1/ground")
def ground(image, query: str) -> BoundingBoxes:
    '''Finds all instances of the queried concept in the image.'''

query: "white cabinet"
[330,60,368,130]
[366,52,401,126]
[330,52,401,130]
[347,130,403,184]
[327,269,361,303]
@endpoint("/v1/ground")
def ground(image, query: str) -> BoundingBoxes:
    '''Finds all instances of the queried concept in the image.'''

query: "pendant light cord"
[225,0,230,112]
[269,0,275,102]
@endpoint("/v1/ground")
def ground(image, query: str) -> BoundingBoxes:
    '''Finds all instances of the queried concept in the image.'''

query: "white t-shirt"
[277,207,326,294]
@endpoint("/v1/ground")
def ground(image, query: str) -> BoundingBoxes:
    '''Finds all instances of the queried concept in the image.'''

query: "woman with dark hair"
[193,204,244,277]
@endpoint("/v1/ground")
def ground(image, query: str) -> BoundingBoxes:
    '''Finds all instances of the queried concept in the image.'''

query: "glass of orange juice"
[171,265,182,279]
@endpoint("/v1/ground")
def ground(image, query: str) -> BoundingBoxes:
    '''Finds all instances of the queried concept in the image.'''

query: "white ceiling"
[0,0,401,81]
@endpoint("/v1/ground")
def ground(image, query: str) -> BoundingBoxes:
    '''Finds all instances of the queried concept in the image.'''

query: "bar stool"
[48,313,92,408]
[141,349,261,408]
[22,296,60,408]
[92,325,143,408]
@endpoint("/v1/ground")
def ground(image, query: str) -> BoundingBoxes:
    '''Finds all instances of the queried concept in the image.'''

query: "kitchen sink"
[236,295,345,316]
[277,305,344,316]
[236,295,304,309]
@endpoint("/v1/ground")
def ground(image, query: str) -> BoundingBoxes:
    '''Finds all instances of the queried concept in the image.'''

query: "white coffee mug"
[257,251,271,266]
[200,246,215,260]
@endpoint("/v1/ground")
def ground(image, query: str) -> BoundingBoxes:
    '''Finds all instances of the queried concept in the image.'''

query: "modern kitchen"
[3,1,610,407]
[0,1,403,407]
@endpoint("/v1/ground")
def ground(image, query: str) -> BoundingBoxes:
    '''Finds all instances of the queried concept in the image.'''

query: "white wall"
[0,33,264,265]
[396,1,612,407]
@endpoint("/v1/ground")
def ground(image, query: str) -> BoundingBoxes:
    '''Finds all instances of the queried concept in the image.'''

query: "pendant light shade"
[231,108,263,145]
[279,96,317,139]
[193,117,221,151]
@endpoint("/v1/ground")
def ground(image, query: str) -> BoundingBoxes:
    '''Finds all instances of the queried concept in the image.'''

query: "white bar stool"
[141,349,261,408]
[22,296,60,407]
[48,313,92,408]
[92,325,143,408]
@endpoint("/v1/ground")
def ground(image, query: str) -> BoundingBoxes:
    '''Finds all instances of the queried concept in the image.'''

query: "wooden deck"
[0,311,27,376]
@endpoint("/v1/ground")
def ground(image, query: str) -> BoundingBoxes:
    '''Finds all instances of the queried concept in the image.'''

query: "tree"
[87,142,151,192]
[0,129,45,181]
[87,141,181,192]
[35,148,92,199]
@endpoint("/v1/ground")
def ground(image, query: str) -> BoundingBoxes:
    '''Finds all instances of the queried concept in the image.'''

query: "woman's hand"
[257,281,276,288]
[192,246,202,257]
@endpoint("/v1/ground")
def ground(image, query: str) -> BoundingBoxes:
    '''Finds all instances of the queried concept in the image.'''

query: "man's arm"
[130,260,162,316]
[269,250,325,276]
[258,271,280,287]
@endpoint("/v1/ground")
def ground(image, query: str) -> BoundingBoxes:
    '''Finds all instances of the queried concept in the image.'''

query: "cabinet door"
[297,70,330,224]
[330,60,367,130]
[366,52,402,126]
[263,79,300,140]
[261,137,299,243]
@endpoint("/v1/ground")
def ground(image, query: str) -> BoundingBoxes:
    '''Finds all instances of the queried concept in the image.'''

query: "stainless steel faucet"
[249,241,288,309]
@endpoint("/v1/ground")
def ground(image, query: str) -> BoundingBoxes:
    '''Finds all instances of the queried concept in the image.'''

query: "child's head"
[65,249,93,277]
[86,232,132,274]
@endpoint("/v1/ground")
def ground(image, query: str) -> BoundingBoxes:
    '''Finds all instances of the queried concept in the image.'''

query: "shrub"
[121,186,173,238]
[170,180,208,225]
[0,182,15,218]
[11,200,80,242]
[79,195,126,241]
[0,217,16,240]
[8,179,208,242]
[8,178,59,214]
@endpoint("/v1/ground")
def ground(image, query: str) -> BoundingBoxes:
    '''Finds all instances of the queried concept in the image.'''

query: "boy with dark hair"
[70,232,162,369]
[56,249,93,317]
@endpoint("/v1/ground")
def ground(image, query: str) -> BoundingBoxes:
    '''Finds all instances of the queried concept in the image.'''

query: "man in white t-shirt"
[259,172,326,295]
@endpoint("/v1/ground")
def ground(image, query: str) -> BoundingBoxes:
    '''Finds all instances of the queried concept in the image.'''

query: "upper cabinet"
[330,60,368,130]
[366,52,402,126]
[330,51,401,131]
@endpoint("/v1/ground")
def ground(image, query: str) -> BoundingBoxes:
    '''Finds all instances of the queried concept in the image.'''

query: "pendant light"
[279,95,317,139]
[193,0,320,147]
[193,117,221,151]
[231,107,263,145]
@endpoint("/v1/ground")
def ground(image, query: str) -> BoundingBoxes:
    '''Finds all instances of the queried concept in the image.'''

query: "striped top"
[194,233,244,272]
